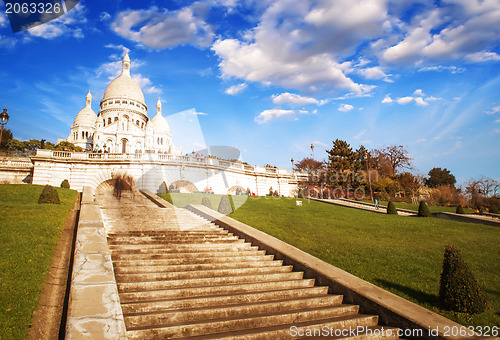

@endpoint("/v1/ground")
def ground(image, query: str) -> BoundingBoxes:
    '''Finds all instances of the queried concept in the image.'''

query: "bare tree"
[382,145,413,175]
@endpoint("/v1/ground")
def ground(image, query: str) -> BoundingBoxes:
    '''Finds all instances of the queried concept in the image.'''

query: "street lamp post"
[0,109,10,149]
[364,151,373,201]
[290,157,294,173]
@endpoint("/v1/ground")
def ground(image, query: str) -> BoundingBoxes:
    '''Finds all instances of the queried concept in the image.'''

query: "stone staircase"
[98,190,400,339]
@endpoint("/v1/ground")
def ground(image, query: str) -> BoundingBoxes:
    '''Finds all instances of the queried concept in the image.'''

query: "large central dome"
[102,52,145,104]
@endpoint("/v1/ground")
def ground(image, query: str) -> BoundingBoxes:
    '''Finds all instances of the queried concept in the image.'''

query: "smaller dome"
[74,90,97,127]
[150,98,170,132]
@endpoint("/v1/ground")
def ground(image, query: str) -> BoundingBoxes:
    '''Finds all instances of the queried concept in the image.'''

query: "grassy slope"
[229,196,499,327]
[0,184,77,339]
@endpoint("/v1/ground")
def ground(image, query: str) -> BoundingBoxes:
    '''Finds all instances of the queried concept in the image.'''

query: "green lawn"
[362,199,475,214]
[228,196,499,327]
[0,184,77,339]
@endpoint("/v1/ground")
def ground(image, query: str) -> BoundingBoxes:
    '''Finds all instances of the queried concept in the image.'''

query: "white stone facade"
[62,53,180,155]
[31,150,301,196]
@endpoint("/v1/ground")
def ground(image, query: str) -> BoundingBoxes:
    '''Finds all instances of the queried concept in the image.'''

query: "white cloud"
[418,65,466,73]
[338,104,354,112]
[132,74,161,94]
[111,4,214,49]
[413,89,424,96]
[211,0,387,94]
[381,94,393,103]
[382,90,435,107]
[466,52,500,63]
[0,10,8,28]
[272,92,323,106]
[381,1,500,65]
[357,66,392,82]
[27,3,87,39]
[255,109,295,124]
[225,83,247,95]
[213,38,372,94]
[486,106,500,115]
[100,12,111,21]
[416,138,426,143]
[495,119,500,123]
[312,140,328,147]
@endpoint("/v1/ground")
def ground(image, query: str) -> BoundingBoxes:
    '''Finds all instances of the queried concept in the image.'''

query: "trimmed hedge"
[201,197,212,210]
[38,185,60,204]
[218,196,233,215]
[386,201,398,215]
[60,179,70,189]
[439,245,488,314]
[417,201,432,217]
[456,205,465,214]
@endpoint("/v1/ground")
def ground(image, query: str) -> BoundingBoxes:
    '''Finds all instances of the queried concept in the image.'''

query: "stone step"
[126,306,366,339]
[108,241,252,252]
[108,229,228,237]
[125,296,348,329]
[118,272,305,292]
[188,317,395,340]
[112,254,274,267]
[121,286,331,314]
[108,233,234,242]
[118,279,317,303]
[113,259,284,274]
[108,236,242,245]
[115,265,294,282]
[110,246,260,256]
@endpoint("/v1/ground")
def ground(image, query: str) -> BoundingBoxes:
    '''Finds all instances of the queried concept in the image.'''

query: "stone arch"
[228,185,246,195]
[168,180,198,193]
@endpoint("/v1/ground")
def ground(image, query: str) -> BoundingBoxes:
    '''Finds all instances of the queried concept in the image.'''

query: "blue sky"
[0,0,499,185]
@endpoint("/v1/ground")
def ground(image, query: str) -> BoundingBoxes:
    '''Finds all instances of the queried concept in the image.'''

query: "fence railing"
[34,149,295,177]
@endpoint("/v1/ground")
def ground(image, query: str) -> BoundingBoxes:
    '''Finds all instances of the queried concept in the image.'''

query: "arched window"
[108,118,111,124]
[114,117,118,122]
[82,131,85,138]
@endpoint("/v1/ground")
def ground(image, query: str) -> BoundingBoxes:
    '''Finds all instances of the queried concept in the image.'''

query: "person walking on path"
[373,191,379,210]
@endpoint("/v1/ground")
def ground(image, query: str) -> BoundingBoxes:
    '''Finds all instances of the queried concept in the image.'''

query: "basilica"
[62,52,181,155]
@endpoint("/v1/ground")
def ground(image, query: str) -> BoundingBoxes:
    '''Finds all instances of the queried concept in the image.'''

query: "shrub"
[60,179,70,189]
[201,197,212,210]
[387,201,398,215]
[417,201,432,217]
[218,195,233,215]
[38,185,60,204]
[439,245,488,314]
[456,205,465,214]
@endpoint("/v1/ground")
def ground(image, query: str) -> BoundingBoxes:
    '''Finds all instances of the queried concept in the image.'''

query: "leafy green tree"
[54,141,83,152]
[326,139,355,189]
[425,167,456,188]
[6,138,28,152]
[0,128,13,148]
